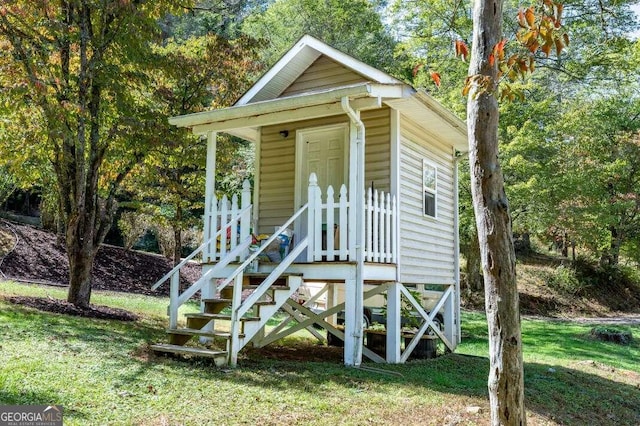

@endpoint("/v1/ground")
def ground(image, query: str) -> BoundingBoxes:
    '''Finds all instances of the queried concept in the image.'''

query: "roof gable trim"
[236,35,404,106]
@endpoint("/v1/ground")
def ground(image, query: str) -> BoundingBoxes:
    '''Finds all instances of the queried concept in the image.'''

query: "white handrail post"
[307,173,318,262]
[366,187,373,262]
[220,195,229,258]
[373,189,379,262]
[229,271,244,367]
[326,185,335,258]
[240,180,251,261]
[169,273,180,329]
[230,194,239,254]
[392,196,398,263]
[314,183,323,261]
[385,193,392,263]
[210,197,219,262]
[339,185,348,261]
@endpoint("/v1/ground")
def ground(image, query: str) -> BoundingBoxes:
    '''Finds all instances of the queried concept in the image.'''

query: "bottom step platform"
[150,344,228,366]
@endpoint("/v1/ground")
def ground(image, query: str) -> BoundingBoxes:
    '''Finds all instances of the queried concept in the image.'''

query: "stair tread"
[242,284,290,290]
[184,313,260,321]
[150,344,227,358]
[201,298,276,306]
[243,272,303,277]
[167,328,244,338]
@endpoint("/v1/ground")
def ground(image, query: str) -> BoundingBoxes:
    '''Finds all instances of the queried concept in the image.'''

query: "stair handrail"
[176,237,252,306]
[151,204,252,291]
[236,236,308,319]
[216,203,309,292]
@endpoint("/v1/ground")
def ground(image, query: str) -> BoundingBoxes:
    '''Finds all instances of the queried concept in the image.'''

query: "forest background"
[1,0,639,294]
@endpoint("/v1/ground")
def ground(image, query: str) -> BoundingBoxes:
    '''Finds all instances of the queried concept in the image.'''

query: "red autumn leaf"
[525,7,536,28]
[488,53,495,67]
[412,63,424,77]
[455,40,469,61]
[555,38,564,56]
[430,71,441,87]
[517,9,527,28]
[494,39,507,60]
[555,3,564,22]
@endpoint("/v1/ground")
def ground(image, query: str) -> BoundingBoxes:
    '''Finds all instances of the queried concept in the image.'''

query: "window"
[423,160,437,218]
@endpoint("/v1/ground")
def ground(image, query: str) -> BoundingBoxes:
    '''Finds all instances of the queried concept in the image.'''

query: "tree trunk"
[66,244,95,307]
[65,217,97,307]
[173,225,182,267]
[465,229,484,291]
[468,0,526,424]
[600,226,622,266]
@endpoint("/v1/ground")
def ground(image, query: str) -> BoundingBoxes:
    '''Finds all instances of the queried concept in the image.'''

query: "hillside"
[1,219,639,317]
[0,220,199,297]
[462,252,640,317]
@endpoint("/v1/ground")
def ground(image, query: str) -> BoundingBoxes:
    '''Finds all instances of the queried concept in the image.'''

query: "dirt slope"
[0,220,199,296]
[2,219,638,317]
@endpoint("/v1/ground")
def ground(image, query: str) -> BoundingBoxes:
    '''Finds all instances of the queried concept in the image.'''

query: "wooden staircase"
[151,272,304,366]
[150,197,310,367]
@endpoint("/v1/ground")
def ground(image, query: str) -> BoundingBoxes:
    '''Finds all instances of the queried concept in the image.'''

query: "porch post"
[343,278,357,365]
[386,281,402,363]
[201,132,217,340]
[203,131,217,262]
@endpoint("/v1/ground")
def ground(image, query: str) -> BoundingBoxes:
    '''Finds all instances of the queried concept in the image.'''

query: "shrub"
[118,212,153,250]
[546,264,584,295]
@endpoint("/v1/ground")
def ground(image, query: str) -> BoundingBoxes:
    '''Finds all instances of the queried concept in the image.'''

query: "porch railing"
[307,173,397,263]
[203,180,252,263]
[151,180,253,329]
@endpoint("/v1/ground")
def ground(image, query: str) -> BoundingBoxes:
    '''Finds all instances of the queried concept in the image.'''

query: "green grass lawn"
[1,281,638,425]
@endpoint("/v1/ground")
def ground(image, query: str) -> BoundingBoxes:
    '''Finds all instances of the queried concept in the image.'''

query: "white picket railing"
[307,173,397,263]
[365,187,397,263]
[203,180,252,263]
[151,179,253,329]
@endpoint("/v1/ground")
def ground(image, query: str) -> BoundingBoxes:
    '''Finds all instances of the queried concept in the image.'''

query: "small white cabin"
[151,35,468,367]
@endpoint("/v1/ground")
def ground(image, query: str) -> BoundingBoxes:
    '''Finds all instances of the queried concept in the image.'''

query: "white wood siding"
[258,108,391,234]
[399,115,456,285]
[280,56,369,98]
[362,108,390,194]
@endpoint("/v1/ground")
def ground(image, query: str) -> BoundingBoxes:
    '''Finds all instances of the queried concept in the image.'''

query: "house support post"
[386,282,402,363]
[327,283,338,325]
[203,131,217,262]
[342,97,366,366]
[201,131,218,340]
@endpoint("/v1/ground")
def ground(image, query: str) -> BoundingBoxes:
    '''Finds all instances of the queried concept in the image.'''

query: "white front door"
[294,124,349,250]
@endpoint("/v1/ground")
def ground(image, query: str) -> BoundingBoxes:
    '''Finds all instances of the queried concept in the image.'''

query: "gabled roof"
[236,35,404,105]
[169,35,468,151]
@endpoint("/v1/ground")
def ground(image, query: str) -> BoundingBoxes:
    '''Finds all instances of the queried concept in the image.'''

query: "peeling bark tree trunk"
[468,0,526,424]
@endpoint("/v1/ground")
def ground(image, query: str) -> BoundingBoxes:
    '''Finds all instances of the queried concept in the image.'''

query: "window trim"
[422,159,438,218]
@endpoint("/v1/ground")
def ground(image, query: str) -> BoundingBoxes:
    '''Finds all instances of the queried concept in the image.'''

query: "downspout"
[341,96,365,366]
[453,149,468,345]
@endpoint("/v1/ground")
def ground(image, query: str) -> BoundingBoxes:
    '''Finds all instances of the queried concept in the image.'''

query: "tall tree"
[466,0,525,422]
[243,0,397,71]
[0,1,187,307]
[123,35,262,265]
[465,1,567,423]
[554,95,640,265]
